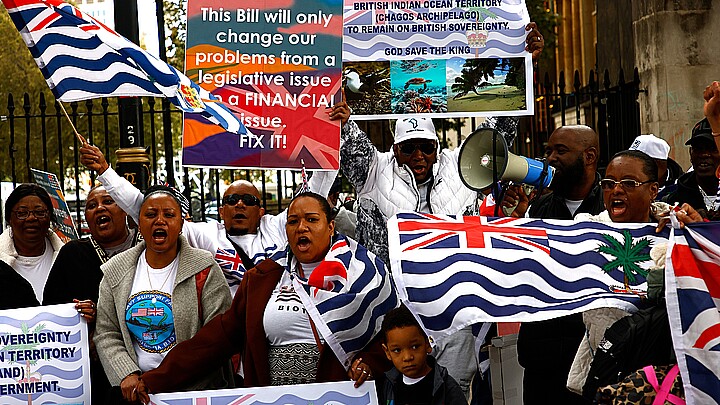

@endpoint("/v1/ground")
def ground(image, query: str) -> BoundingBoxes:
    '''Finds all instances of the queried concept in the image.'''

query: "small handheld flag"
[299,159,310,193]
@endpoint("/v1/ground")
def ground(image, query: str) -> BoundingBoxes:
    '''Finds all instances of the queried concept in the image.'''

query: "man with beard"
[663,118,720,219]
[511,125,605,404]
[525,125,605,219]
[79,144,334,297]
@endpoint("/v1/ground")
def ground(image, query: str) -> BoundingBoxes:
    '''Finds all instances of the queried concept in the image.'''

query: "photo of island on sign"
[447,57,527,112]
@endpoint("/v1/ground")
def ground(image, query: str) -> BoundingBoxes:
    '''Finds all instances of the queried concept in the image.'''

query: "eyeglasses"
[398,142,436,156]
[599,179,654,191]
[13,209,50,220]
[222,193,261,207]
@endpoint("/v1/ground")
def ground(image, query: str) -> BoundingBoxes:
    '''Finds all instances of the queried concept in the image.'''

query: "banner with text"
[342,0,533,119]
[183,0,343,170]
[0,304,91,404]
[31,168,78,242]
[151,380,378,404]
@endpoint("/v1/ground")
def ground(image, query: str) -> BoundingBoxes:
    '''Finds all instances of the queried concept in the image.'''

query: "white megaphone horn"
[458,128,554,191]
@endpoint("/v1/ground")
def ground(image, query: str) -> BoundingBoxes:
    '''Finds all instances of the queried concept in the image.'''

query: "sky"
[77,0,161,57]
[138,1,160,57]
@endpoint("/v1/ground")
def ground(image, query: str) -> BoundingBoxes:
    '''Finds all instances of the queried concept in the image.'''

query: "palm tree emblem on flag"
[598,230,651,290]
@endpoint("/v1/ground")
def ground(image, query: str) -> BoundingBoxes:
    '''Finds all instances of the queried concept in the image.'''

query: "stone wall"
[632,0,717,169]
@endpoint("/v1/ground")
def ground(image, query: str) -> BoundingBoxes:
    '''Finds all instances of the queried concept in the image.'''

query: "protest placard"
[342,0,533,119]
[151,380,378,404]
[31,168,78,242]
[0,303,91,404]
[182,0,344,170]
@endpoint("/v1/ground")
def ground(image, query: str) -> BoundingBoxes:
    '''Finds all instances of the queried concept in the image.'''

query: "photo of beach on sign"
[446,57,526,112]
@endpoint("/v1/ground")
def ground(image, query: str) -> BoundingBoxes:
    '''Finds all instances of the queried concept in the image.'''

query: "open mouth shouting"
[609,198,627,219]
[96,214,112,229]
[411,164,427,176]
[295,235,312,253]
[152,228,168,245]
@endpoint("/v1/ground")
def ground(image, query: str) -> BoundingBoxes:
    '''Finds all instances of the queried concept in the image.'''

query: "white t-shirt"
[13,239,53,303]
[565,199,584,216]
[125,252,179,372]
[417,179,431,213]
[263,263,324,346]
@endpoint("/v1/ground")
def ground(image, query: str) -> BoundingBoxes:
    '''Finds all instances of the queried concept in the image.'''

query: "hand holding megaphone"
[458,128,554,191]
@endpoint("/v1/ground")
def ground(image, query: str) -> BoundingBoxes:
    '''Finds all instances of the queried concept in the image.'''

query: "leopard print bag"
[595,364,685,405]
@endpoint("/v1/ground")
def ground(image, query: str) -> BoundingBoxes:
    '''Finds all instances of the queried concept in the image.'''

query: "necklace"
[698,185,717,211]
[146,264,174,304]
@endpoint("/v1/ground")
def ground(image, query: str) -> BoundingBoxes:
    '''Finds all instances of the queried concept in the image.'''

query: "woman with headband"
[94,185,233,403]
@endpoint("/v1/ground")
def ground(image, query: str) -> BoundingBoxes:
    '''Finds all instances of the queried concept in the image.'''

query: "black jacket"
[379,356,466,405]
[44,238,104,305]
[0,260,40,310]
[528,174,605,220]
[662,171,716,218]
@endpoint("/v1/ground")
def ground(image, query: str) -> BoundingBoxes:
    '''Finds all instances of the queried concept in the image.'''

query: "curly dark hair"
[381,305,426,342]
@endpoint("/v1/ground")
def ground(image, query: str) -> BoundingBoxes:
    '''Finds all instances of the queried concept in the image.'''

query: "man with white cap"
[329,111,478,265]
[329,107,484,399]
[628,134,683,198]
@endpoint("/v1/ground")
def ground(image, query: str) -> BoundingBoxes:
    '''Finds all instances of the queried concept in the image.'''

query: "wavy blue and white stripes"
[291,234,398,369]
[388,213,669,344]
[0,303,90,405]
[5,0,246,134]
[343,1,529,60]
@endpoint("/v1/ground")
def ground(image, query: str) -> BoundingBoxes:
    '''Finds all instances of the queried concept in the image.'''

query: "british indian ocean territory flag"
[387,213,669,344]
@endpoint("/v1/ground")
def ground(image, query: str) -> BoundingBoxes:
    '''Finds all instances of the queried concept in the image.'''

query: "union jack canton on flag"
[388,213,670,345]
[3,0,247,134]
[666,222,720,404]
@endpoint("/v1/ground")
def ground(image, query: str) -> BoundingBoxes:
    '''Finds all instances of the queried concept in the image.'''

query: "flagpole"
[57,102,88,145]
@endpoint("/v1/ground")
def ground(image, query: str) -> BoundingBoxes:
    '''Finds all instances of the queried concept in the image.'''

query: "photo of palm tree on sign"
[446,57,526,112]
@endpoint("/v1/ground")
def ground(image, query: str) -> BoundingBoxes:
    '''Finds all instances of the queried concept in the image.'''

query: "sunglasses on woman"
[222,193,261,207]
[599,179,654,191]
[398,141,436,156]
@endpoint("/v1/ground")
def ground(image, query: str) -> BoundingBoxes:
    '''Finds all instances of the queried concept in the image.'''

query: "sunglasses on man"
[222,193,261,207]
[398,141,437,156]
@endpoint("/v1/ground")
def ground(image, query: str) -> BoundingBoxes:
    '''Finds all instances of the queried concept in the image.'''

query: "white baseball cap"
[394,117,438,144]
[629,134,670,160]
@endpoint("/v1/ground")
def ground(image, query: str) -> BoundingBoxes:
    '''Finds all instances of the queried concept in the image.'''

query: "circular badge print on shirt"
[125,290,176,353]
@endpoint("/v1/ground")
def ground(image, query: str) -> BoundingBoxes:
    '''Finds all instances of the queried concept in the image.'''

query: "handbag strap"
[648,365,685,405]
[308,317,324,354]
[227,238,257,271]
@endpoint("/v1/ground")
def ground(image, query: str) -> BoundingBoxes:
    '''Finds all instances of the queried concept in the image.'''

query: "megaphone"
[458,128,554,191]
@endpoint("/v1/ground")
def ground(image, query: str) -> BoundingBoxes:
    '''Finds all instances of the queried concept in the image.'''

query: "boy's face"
[382,326,433,379]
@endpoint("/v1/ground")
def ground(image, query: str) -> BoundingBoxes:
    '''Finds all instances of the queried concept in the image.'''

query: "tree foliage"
[0,5,51,104]
[163,0,187,71]
[526,0,559,62]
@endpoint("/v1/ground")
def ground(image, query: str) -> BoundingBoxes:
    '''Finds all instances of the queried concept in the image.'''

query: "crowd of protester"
[1,15,719,401]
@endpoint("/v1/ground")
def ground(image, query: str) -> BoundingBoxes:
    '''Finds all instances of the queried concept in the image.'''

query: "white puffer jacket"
[340,120,478,265]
